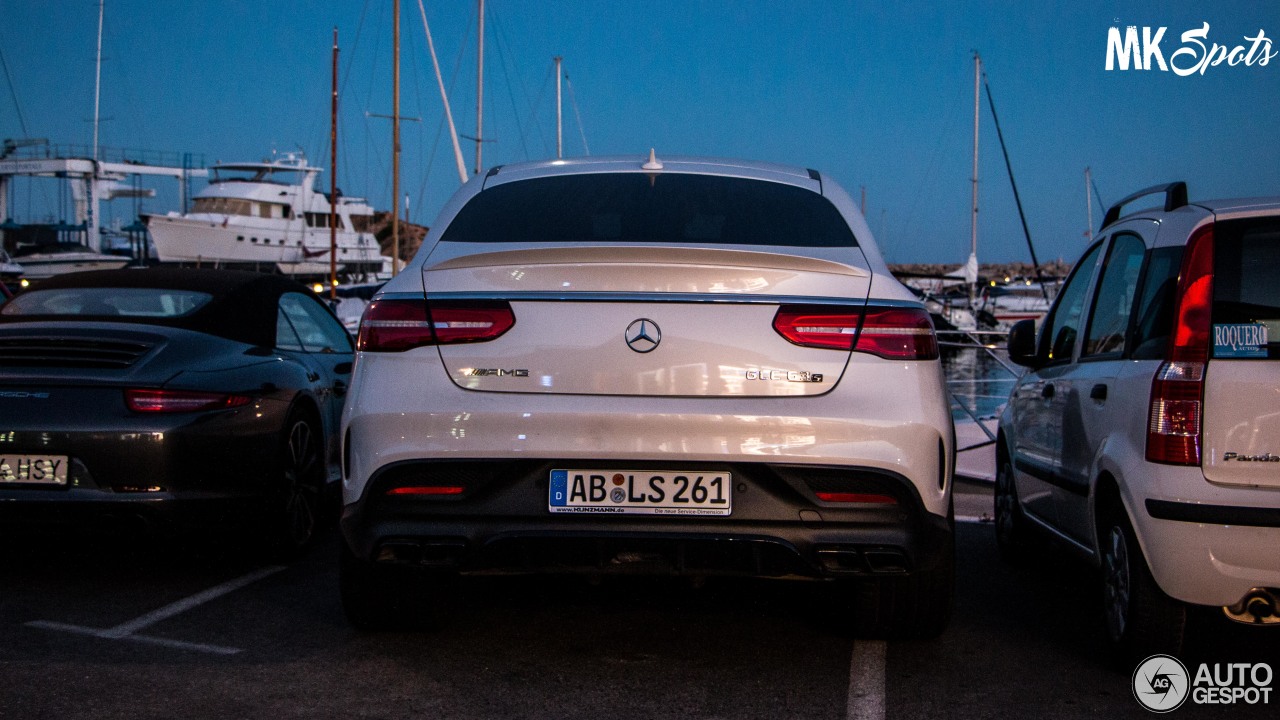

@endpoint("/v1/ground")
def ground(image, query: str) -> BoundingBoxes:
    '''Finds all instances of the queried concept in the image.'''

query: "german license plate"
[0,454,69,485]
[549,469,731,516]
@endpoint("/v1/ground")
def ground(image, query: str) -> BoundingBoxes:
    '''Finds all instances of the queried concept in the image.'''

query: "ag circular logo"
[1134,654,1190,713]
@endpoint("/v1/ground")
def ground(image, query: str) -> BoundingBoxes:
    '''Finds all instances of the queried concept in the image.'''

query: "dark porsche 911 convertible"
[0,268,352,553]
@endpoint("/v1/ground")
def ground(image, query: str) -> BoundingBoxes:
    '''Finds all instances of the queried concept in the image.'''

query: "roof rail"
[1102,181,1188,229]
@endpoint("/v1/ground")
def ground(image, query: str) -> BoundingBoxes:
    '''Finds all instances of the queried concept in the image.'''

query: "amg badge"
[462,368,529,377]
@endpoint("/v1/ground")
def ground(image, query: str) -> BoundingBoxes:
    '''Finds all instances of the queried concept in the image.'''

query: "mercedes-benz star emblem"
[625,319,661,353]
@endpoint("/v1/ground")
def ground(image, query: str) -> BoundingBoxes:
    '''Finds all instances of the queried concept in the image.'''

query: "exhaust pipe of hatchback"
[1223,588,1280,625]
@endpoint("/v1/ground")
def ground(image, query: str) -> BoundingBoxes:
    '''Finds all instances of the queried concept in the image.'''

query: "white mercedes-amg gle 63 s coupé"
[338,153,955,637]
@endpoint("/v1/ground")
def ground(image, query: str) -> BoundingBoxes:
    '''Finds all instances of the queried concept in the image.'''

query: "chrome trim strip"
[380,291,924,309]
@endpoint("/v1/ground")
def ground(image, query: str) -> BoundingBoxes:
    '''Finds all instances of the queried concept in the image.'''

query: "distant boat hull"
[11,249,129,279]
[145,213,389,278]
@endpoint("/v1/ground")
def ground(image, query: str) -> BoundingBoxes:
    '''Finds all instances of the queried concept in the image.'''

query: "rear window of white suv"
[440,173,859,248]
[1213,217,1280,360]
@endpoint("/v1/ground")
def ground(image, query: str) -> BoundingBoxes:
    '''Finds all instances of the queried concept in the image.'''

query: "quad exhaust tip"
[1223,588,1280,625]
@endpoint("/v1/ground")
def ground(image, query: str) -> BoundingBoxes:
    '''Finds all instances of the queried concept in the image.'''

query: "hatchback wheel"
[994,456,1037,563]
[1099,504,1185,662]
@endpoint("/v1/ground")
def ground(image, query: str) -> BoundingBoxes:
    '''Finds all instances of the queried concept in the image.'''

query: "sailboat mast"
[392,0,401,275]
[970,52,980,262]
[93,0,103,161]
[1085,167,1094,242]
[475,0,484,175]
[329,26,339,298]
[416,0,468,184]
[555,56,563,159]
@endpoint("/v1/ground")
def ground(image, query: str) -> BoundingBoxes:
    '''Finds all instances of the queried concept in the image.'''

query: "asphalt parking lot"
[1,479,1276,720]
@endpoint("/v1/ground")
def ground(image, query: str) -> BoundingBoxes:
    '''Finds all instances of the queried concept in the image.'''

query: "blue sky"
[2,1,1279,263]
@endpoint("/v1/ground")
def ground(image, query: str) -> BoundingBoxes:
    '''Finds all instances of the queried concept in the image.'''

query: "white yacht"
[145,153,393,279]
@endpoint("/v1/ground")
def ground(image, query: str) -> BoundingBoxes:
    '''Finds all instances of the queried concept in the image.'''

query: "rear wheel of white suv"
[1098,502,1186,662]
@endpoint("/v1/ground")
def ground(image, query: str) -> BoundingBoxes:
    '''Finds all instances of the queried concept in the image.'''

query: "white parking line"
[847,639,886,720]
[25,565,285,656]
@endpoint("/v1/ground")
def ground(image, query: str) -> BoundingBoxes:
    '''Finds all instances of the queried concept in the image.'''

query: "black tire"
[266,409,326,558]
[831,537,955,639]
[994,455,1037,563]
[1098,503,1186,664]
[338,539,452,631]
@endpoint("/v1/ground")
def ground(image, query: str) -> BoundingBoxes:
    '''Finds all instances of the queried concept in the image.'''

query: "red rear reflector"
[815,491,898,504]
[125,389,251,413]
[358,299,515,352]
[385,486,465,496]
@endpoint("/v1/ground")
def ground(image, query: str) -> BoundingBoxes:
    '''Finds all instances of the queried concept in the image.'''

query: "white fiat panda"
[998,181,1280,660]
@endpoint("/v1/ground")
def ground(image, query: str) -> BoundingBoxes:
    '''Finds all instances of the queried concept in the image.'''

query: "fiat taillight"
[1147,223,1214,465]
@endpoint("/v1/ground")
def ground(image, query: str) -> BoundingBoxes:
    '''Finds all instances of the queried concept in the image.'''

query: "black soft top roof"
[2,267,326,347]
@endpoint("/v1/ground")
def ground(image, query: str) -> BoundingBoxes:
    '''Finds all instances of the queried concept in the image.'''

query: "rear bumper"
[340,459,953,580]
[1134,488,1280,608]
[0,401,292,530]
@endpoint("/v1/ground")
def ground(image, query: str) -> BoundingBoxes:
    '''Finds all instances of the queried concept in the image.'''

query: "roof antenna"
[641,148,663,171]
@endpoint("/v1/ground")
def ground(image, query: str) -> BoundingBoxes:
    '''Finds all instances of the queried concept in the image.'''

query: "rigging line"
[522,63,554,157]
[330,0,371,193]
[488,6,529,160]
[899,78,965,246]
[0,40,30,136]
[415,0,466,185]
[401,8,439,213]
[340,0,372,97]
[448,9,475,112]
[1090,175,1106,216]
[564,73,589,156]
[492,9,547,157]
[416,99,449,218]
[358,0,390,202]
[981,68,1049,301]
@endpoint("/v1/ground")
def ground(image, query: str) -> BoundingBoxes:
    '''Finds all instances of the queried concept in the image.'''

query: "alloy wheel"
[280,417,321,549]
[1102,524,1131,641]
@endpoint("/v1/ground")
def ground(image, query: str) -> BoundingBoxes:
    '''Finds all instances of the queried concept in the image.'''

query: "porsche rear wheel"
[267,409,325,557]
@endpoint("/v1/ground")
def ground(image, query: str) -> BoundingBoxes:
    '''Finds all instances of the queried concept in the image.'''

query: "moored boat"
[144,153,393,281]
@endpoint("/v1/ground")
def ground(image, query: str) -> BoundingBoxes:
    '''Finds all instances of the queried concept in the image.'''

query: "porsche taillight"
[125,389,251,413]
[772,305,938,360]
[357,299,515,352]
[1147,223,1214,466]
